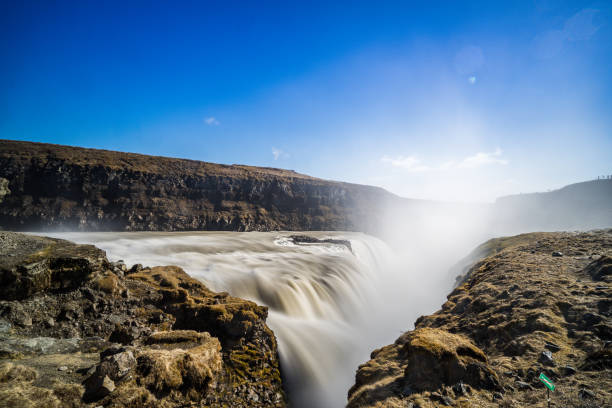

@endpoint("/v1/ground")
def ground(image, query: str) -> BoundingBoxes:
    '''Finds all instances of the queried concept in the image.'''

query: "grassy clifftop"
[0,140,315,179]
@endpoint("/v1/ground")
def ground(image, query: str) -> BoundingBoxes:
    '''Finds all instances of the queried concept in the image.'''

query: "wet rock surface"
[0,231,285,407]
[348,229,612,407]
[288,234,353,252]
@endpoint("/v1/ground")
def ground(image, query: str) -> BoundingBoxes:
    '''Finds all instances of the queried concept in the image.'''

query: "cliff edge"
[0,231,285,407]
[348,229,611,407]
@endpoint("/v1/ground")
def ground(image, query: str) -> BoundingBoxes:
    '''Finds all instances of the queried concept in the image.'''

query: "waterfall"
[46,231,400,407]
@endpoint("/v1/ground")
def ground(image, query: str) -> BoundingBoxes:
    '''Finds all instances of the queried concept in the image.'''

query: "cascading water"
[45,231,399,407]
[45,231,450,407]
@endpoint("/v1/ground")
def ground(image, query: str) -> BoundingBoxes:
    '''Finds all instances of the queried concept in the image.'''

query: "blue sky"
[1,1,611,202]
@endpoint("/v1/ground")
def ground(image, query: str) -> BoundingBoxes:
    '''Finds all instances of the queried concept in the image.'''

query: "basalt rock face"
[0,231,285,407]
[348,229,612,408]
[0,140,393,233]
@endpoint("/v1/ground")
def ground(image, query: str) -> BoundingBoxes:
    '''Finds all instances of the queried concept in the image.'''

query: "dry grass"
[0,139,318,181]
[137,342,222,395]
[0,363,82,408]
[92,271,123,295]
[0,363,37,383]
[406,327,487,362]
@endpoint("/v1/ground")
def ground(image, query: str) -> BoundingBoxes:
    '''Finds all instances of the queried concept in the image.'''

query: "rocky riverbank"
[348,229,611,407]
[0,231,285,407]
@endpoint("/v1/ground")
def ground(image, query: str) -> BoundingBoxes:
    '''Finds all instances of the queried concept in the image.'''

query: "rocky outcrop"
[0,232,105,300]
[400,328,499,392]
[0,140,395,233]
[288,234,353,252]
[0,231,285,407]
[348,229,612,407]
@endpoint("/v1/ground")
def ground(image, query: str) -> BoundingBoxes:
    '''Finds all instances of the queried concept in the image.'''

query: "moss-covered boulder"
[401,328,499,391]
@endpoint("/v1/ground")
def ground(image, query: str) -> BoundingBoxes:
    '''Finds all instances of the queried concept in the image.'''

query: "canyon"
[1,140,611,407]
[1,140,611,237]
[348,230,611,407]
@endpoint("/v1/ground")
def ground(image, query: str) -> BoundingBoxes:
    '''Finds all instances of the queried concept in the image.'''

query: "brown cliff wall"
[0,140,396,232]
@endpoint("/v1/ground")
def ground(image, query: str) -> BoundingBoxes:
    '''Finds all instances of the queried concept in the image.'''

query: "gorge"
[1,141,611,407]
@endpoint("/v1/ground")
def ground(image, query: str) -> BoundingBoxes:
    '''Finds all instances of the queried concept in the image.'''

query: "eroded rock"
[0,232,286,407]
[401,328,499,391]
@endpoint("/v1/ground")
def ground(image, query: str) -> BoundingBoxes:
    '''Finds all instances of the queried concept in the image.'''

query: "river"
[45,231,452,407]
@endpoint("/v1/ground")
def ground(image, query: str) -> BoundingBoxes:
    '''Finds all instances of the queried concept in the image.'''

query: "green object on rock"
[539,372,555,391]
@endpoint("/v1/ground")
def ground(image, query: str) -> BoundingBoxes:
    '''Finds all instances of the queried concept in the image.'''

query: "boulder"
[134,335,222,397]
[402,328,500,391]
[578,388,595,399]
[544,341,561,352]
[539,350,555,367]
[563,365,577,376]
[84,374,115,401]
[515,381,533,390]
[97,350,136,381]
[452,381,468,396]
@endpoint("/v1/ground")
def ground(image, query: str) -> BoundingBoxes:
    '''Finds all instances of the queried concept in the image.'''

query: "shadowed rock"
[586,255,612,281]
[0,232,105,300]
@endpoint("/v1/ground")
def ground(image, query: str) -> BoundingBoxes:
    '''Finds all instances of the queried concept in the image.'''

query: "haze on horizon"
[1,1,611,202]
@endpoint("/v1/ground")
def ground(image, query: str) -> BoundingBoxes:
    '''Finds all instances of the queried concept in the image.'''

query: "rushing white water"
[44,231,449,407]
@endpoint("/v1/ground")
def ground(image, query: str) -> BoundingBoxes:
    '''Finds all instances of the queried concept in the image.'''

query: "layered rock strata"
[0,140,393,232]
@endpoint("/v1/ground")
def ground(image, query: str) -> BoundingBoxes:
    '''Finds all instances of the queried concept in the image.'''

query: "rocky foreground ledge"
[348,229,611,407]
[0,232,285,407]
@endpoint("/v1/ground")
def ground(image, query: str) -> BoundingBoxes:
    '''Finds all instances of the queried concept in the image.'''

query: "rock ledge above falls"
[0,231,285,407]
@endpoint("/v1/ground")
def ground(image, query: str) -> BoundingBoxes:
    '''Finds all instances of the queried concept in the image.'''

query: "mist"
[39,211,491,408]
[39,179,611,408]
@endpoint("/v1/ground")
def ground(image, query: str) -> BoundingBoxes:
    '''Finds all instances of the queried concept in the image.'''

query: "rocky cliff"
[348,229,611,407]
[0,232,285,407]
[0,140,394,233]
[1,140,611,236]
